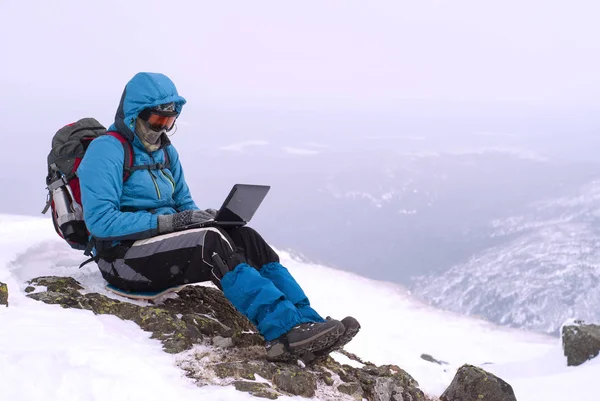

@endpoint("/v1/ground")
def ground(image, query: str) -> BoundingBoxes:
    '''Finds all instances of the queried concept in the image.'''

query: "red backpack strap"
[106,132,134,181]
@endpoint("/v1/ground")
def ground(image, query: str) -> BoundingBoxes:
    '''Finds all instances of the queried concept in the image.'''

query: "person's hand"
[195,209,217,221]
[205,208,218,217]
[157,209,215,234]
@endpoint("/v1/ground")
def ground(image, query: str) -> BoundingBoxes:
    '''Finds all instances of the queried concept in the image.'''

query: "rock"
[421,353,448,365]
[272,369,316,398]
[28,276,428,401]
[212,336,233,348]
[372,377,406,401]
[319,358,425,401]
[441,364,516,401]
[233,381,279,399]
[210,355,317,398]
[0,282,7,306]
[213,360,274,381]
[232,331,264,348]
[338,382,364,400]
[28,276,83,295]
[26,276,255,354]
[320,371,334,386]
[562,320,600,366]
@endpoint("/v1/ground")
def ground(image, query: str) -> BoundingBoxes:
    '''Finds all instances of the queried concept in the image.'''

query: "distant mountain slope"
[412,180,600,334]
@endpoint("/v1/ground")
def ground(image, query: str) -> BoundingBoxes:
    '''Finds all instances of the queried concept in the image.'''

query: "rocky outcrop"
[181,349,425,400]
[26,276,258,354]
[0,281,7,306]
[26,276,427,400]
[562,320,600,366]
[440,364,516,401]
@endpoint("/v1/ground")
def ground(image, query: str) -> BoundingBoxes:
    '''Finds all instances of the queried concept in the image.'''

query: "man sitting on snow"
[77,72,360,362]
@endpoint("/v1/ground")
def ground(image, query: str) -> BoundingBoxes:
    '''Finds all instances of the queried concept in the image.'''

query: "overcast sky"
[2,0,600,112]
[2,0,600,218]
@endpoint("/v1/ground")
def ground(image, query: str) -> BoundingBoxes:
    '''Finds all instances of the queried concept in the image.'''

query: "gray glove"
[157,209,216,234]
[205,208,218,218]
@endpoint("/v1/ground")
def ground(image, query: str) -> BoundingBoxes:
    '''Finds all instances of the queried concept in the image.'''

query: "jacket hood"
[109,72,186,142]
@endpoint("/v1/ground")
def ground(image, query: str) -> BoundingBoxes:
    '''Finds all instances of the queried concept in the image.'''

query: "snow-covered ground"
[0,214,598,400]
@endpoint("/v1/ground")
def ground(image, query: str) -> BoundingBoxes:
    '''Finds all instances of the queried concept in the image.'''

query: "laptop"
[178,184,270,230]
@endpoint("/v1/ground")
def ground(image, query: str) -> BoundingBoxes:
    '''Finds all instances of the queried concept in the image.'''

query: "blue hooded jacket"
[78,72,198,242]
[78,73,321,342]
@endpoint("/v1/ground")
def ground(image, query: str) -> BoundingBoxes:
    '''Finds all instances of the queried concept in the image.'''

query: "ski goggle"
[147,113,177,132]
[139,109,178,132]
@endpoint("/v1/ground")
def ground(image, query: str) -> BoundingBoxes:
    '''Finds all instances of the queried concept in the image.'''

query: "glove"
[205,208,218,218]
[157,209,216,234]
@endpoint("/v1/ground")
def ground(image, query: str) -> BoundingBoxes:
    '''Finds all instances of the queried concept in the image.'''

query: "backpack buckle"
[41,193,52,214]
[46,175,69,192]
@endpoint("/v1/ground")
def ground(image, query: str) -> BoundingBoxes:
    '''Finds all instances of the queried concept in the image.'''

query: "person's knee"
[222,226,280,266]
[202,229,249,286]
[203,229,232,257]
[235,226,262,241]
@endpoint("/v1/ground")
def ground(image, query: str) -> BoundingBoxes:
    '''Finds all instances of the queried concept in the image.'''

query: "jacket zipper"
[148,170,161,199]
[160,169,175,191]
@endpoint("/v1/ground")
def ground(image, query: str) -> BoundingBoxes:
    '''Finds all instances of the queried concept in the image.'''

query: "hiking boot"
[300,316,361,364]
[265,319,345,362]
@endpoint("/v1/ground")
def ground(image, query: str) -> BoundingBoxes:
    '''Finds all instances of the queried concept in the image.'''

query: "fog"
[2,0,600,285]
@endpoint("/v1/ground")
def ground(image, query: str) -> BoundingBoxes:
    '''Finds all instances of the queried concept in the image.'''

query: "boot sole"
[301,320,361,364]
[266,321,345,362]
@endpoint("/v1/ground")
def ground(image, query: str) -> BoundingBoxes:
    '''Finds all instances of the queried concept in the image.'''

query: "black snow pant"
[97,226,280,292]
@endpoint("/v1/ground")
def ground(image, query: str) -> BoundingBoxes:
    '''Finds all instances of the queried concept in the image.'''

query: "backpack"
[43,117,170,256]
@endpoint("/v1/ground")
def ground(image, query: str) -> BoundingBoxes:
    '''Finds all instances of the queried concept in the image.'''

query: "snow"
[303,142,329,149]
[282,146,320,156]
[415,180,600,334]
[0,216,264,401]
[397,147,547,162]
[1,214,599,401]
[219,140,269,152]
[360,135,426,141]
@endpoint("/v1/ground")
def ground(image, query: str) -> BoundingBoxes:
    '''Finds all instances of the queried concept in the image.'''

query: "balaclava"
[135,102,177,152]
[135,118,163,152]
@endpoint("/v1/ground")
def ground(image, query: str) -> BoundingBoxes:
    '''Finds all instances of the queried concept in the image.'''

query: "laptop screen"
[215,184,270,224]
